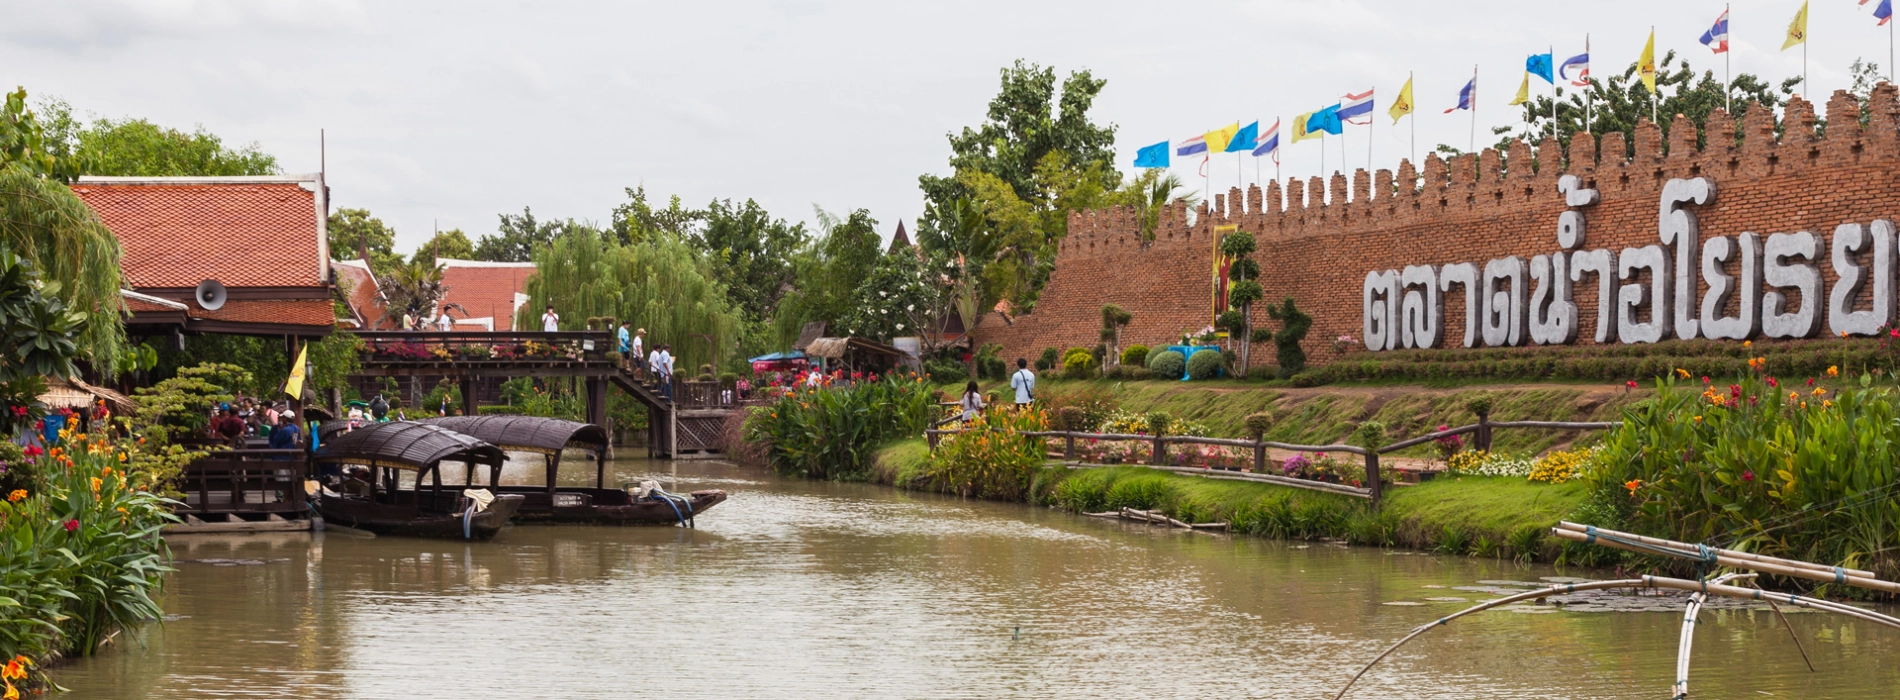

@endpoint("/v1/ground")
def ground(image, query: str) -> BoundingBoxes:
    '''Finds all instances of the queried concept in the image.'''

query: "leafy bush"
[925,405,1050,499]
[477,405,524,415]
[1037,383,1119,431]
[975,343,1007,381]
[1120,344,1149,368]
[745,374,936,480]
[1036,347,1060,371]
[1309,336,1887,385]
[924,359,969,384]
[1242,412,1277,439]
[1104,473,1175,510]
[1146,349,1186,379]
[1186,348,1223,380]
[1263,297,1311,376]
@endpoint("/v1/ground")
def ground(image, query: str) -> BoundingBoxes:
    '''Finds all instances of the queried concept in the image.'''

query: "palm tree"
[377,260,461,329]
[1119,170,1199,239]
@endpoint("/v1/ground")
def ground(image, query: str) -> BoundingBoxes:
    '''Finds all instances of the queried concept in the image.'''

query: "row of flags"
[1135,0,1895,172]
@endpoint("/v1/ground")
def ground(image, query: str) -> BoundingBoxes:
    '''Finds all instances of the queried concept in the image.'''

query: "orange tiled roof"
[71,177,326,289]
[438,259,535,331]
[333,259,390,329]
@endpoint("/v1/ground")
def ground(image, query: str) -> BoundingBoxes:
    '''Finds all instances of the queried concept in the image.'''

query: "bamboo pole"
[1549,527,1899,593]
[1676,573,1756,699]
[1554,522,1877,579]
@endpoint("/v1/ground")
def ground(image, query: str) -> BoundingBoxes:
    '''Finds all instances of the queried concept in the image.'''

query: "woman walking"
[958,380,985,423]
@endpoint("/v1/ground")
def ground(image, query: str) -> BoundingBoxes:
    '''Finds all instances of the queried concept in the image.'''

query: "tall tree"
[0,89,124,370]
[376,259,458,329]
[769,208,881,344]
[328,208,403,278]
[611,186,705,245]
[695,198,808,322]
[518,227,743,373]
[475,206,565,262]
[76,117,278,176]
[410,228,475,265]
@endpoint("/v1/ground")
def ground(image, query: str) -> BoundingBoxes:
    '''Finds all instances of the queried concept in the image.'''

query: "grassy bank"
[871,437,1588,560]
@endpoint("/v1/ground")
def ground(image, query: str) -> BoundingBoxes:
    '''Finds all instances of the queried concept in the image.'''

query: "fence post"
[1365,451,1383,504]
[1064,432,1075,463]
[1476,412,1493,452]
[1151,435,1165,466]
[1253,442,1267,474]
[927,430,940,452]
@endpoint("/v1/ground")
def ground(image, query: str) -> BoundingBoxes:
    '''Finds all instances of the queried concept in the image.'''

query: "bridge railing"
[354,331,615,364]
[177,449,309,517]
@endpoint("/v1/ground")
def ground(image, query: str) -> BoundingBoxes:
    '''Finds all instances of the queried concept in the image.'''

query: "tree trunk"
[1237,302,1252,379]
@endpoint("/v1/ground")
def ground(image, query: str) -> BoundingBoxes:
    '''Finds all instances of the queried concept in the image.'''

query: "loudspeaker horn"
[194,279,228,311]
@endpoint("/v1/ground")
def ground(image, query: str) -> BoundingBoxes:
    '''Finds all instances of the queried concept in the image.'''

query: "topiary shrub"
[1124,366,1152,380]
[1121,344,1149,368]
[1243,411,1277,439]
[925,359,969,384]
[1186,349,1223,380]
[1146,349,1186,379]
[1061,349,1096,379]
[1056,406,1087,431]
[1036,347,1060,371]
[717,372,739,386]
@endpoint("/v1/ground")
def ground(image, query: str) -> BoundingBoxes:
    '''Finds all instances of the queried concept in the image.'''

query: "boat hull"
[492,487,727,525]
[317,493,525,540]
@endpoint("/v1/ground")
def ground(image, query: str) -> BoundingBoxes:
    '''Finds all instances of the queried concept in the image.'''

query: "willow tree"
[0,88,125,370]
[519,226,743,374]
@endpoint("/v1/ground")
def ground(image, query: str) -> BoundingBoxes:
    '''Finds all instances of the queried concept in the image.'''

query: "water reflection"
[58,459,1900,699]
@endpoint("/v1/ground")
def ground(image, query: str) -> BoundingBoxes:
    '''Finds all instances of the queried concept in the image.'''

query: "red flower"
[63,519,78,532]
[1702,376,1711,384]
[1767,378,1779,388]
[1742,470,1756,482]
[1890,328,1898,338]
[1729,384,1742,399]
[1806,378,1815,387]
[21,445,41,458]
[1626,380,1639,389]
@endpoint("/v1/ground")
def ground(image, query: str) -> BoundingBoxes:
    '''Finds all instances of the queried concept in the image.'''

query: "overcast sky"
[3,1,1894,253]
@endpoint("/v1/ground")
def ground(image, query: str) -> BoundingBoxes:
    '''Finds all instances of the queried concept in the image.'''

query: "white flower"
[906,304,914,311]
[896,323,906,330]
[879,291,888,298]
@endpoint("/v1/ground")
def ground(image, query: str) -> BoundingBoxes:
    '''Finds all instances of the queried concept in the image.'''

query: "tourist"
[214,407,248,447]
[631,328,647,373]
[541,304,560,333]
[651,344,675,400]
[617,321,633,368]
[269,410,302,455]
[436,310,454,332]
[958,380,985,422]
[1010,358,1035,406]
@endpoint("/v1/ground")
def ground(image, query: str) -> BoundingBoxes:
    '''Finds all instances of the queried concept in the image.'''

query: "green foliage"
[925,405,1051,499]
[924,359,969,385]
[1035,382,1120,431]
[611,186,705,245]
[328,208,404,278]
[409,228,475,265]
[1263,297,1311,377]
[73,115,278,177]
[520,225,743,374]
[974,343,1008,380]
[745,374,936,480]
[0,436,175,671]
[1061,347,1096,379]
[1186,348,1223,380]
[1036,347,1060,371]
[0,173,125,372]
[1146,349,1186,379]
[768,208,883,348]
[839,248,951,343]
[1314,337,1885,385]
[131,362,252,446]
[1351,420,1387,449]
[1120,344,1149,368]
[1,88,86,181]
[475,206,571,263]
[1242,412,1277,439]
[1495,50,1800,157]
[695,198,808,322]
[1589,373,1900,581]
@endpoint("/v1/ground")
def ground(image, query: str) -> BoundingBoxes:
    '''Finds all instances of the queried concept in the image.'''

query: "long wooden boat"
[419,415,726,525]
[312,422,525,540]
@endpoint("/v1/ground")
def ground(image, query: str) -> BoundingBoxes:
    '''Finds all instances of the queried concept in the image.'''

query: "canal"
[59,458,1900,698]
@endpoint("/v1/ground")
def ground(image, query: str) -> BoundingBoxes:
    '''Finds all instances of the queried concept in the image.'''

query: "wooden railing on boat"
[177,448,310,517]
[925,415,1620,504]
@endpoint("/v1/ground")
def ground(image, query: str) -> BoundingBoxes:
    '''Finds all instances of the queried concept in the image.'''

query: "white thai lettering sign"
[1362,175,1897,350]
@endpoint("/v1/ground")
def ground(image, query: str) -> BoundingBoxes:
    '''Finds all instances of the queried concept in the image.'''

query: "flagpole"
[1550,44,1558,139]
[1470,64,1478,153]
[1409,71,1417,167]
[1585,34,1593,134]
[1650,25,1658,126]
[1725,3,1732,113]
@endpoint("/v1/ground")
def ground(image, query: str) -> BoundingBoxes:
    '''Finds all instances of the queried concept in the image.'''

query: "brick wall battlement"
[979,87,1900,369]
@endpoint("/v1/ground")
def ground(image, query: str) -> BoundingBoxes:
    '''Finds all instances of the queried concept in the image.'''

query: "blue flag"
[1526,53,1554,84]
[1133,141,1170,168]
[1224,122,1258,153]
[1305,106,1343,136]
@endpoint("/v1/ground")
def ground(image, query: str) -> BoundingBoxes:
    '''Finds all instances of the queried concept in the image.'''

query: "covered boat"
[313,421,524,539]
[419,415,726,525]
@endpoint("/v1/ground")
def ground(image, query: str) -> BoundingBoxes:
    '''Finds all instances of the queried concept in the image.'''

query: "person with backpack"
[1009,358,1035,406]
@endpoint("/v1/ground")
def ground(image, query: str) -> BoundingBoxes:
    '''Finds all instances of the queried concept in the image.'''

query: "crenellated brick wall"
[972,87,1900,370]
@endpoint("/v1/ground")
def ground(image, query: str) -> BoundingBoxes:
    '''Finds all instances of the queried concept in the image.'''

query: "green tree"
[410,228,475,265]
[611,186,705,245]
[475,206,567,262]
[377,259,458,329]
[518,226,743,373]
[919,60,1117,209]
[771,208,881,344]
[328,208,403,277]
[837,249,953,348]
[695,198,808,322]
[0,245,84,434]
[1264,297,1311,378]
[1215,231,1262,378]
[75,117,277,176]
[0,89,125,371]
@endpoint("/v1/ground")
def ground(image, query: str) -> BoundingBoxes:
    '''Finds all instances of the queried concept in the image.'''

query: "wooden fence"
[925,415,1618,504]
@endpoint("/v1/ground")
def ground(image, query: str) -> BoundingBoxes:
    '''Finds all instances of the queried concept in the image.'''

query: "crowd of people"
[207,395,304,452]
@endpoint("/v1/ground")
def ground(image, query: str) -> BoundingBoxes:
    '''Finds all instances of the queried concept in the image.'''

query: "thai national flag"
[1176,136,1207,156]
[1559,53,1590,87]
[1337,89,1375,125]
[1444,78,1475,113]
[1251,119,1280,162]
[1700,9,1730,53]
[1876,0,1894,26]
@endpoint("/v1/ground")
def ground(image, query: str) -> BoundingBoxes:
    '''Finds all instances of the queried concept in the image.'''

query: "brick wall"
[972,88,1900,370]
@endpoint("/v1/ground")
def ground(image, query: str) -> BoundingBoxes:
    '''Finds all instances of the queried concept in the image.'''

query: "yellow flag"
[1389,76,1414,124]
[1291,111,1322,142]
[1203,122,1240,153]
[1509,71,1531,106]
[1639,28,1657,94]
[285,343,308,399]
[1784,0,1808,50]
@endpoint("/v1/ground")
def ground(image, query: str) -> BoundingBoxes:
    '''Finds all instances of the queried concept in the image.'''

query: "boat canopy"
[419,415,608,455]
[314,421,503,471]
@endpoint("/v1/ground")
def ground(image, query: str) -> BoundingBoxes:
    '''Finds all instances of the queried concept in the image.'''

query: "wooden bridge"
[352,331,738,458]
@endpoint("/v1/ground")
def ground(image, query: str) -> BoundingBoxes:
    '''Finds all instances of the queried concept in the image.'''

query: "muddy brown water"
[56,458,1900,698]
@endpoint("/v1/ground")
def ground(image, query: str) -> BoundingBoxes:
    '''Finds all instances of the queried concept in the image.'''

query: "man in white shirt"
[650,344,673,400]
[541,305,560,333]
[1010,358,1036,405]
[436,311,453,332]
[631,328,646,373]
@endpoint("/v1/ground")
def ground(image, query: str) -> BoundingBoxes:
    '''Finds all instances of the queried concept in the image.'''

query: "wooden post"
[1365,452,1382,504]
[1476,412,1493,452]
[927,430,940,451]
[460,376,477,416]
[1064,432,1076,463]
[1151,435,1165,466]
[1253,442,1267,474]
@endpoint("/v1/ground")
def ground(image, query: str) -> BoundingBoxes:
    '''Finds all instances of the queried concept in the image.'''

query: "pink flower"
[63,519,79,532]
[1742,470,1755,482]
[1767,378,1779,388]
[1626,380,1638,389]
[1702,376,1711,384]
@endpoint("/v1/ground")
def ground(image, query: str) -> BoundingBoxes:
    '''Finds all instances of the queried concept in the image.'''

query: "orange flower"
[1827,365,1840,377]
[4,681,16,700]
[1811,387,1827,396]
[1624,479,1642,494]
[1743,340,1753,348]
[90,477,103,492]
[1,657,21,680]
[5,490,23,503]
[1675,368,1691,379]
